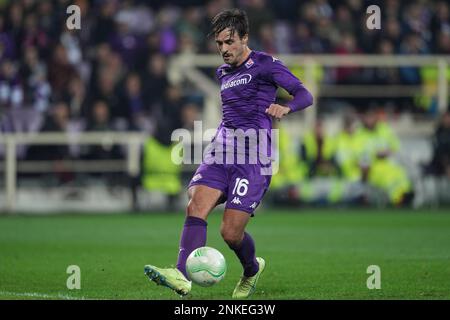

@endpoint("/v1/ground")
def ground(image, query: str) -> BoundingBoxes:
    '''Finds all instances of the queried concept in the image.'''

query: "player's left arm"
[265,58,314,120]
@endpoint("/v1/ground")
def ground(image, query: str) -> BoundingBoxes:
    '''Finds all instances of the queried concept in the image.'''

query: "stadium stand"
[1,0,450,212]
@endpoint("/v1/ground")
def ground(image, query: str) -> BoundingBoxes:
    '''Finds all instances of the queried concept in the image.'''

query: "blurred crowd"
[0,0,450,207]
[1,0,450,137]
[270,108,450,207]
[271,110,413,207]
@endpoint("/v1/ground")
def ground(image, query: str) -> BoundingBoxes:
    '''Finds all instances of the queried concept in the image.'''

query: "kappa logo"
[250,202,257,209]
[192,174,202,182]
[272,56,279,62]
[231,197,242,205]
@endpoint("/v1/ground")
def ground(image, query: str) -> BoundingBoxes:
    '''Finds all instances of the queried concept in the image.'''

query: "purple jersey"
[189,51,313,215]
[210,51,313,164]
[217,50,312,130]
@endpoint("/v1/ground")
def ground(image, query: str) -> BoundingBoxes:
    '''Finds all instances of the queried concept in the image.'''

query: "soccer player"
[144,8,313,298]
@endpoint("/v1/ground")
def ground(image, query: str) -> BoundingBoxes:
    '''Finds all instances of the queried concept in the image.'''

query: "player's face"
[215,28,248,67]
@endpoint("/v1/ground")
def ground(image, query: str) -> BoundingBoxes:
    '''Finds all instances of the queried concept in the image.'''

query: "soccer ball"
[186,246,227,287]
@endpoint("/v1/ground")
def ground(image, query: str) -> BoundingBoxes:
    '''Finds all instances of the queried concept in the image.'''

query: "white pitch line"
[0,291,88,300]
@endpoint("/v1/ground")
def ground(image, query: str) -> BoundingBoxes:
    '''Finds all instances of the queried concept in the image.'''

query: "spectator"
[121,72,152,131]
[402,2,431,42]
[84,100,122,160]
[361,39,401,89]
[399,33,429,85]
[89,68,122,122]
[257,24,276,54]
[156,6,179,55]
[28,68,51,114]
[26,101,71,161]
[145,30,163,55]
[244,0,275,44]
[353,110,400,183]
[429,111,450,178]
[109,18,146,70]
[157,84,184,130]
[334,33,363,84]
[0,60,23,110]
[290,22,324,53]
[47,43,78,100]
[60,28,83,68]
[86,100,112,132]
[123,72,145,116]
[178,32,197,54]
[67,76,87,119]
[314,17,335,52]
[88,43,120,104]
[431,1,450,51]
[335,114,361,181]
[176,6,203,50]
[335,5,356,35]
[367,152,414,207]
[9,46,50,132]
[91,0,118,44]
[22,13,51,60]
[180,102,201,130]
[37,0,58,37]
[142,53,169,110]
[301,119,339,177]
[384,0,401,21]
[4,3,23,57]
[436,31,450,54]
[0,15,16,62]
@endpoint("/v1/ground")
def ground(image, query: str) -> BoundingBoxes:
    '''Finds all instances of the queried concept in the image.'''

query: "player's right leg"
[176,185,223,276]
[144,184,223,296]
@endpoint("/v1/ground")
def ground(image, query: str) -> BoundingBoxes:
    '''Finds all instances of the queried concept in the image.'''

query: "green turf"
[1,209,450,300]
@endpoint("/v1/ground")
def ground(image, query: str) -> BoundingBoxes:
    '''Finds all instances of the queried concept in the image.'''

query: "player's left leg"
[221,209,265,299]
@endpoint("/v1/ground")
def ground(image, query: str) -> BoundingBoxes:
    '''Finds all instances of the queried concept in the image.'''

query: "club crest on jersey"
[221,73,252,91]
[245,58,254,68]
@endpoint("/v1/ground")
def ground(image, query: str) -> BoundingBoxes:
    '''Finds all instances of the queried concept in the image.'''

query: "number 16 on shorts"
[232,178,249,196]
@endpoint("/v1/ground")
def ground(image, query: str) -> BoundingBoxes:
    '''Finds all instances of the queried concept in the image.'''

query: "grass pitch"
[1,209,450,300]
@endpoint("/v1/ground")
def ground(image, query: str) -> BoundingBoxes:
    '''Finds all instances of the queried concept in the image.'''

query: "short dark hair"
[209,9,249,39]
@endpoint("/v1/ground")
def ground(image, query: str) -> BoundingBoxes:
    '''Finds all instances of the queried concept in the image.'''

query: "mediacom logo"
[221,74,252,91]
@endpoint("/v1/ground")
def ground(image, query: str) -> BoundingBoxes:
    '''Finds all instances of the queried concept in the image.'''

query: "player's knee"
[220,227,242,248]
[186,198,208,219]
[186,198,200,216]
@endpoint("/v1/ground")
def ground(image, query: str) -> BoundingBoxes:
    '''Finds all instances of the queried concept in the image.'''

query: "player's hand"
[265,104,291,120]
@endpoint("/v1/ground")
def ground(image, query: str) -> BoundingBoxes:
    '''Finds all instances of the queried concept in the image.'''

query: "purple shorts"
[188,163,272,216]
